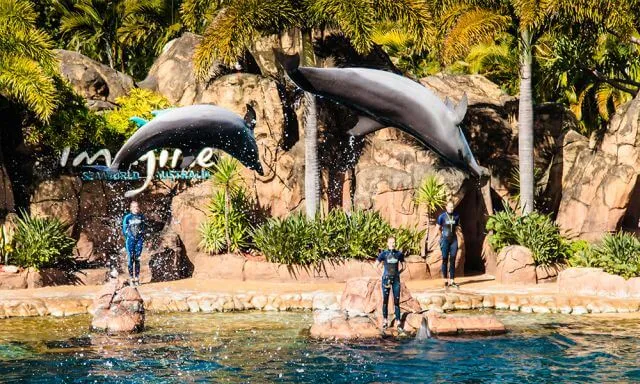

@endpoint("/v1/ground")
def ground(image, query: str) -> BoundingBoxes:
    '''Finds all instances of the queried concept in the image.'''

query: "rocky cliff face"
[555,93,640,240]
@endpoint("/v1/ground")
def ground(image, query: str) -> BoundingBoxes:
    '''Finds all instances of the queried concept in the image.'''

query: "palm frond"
[0,55,57,121]
[194,0,299,76]
[442,8,510,63]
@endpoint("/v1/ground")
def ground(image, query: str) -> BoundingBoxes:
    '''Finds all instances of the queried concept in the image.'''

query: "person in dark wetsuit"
[437,201,460,288]
[122,201,145,286]
[374,236,405,332]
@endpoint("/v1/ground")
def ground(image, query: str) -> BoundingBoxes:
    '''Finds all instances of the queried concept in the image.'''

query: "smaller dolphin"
[274,51,488,178]
[110,104,264,175]
[415,316,432,340]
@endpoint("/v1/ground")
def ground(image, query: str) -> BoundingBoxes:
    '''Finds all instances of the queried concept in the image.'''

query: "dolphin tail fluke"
[244,103,257,130]
[347,116,385,137]
[273,50,300,73]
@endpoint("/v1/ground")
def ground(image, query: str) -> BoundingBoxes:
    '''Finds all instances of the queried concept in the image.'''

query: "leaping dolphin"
[109,104,264,175]
[274,52,488,178]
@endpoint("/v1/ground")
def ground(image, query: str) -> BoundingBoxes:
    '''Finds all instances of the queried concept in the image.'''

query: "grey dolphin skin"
[110,104,264,175]
[274,52,488,178]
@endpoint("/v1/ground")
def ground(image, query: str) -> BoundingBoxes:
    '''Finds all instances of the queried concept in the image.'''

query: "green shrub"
[198,189,256,254]
[10,212,76,270]
[253,209,424,265]
[26,77,124,151]
[569,233,640,278]
[104,89,172,138]
[393,226,425,256]
[486,205,569,265]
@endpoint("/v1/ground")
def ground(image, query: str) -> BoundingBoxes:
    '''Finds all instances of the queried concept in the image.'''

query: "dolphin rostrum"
[274,52,487,178]
[110,104,264,175]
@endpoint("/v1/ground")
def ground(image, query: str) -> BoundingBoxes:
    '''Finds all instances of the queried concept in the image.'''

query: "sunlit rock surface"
[91,277,145,333]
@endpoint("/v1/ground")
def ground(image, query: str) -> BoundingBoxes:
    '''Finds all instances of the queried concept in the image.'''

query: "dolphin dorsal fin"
[452,93,468,125]
[244,103,257,130]
[129,116,148,128]
[444,96,455,112]
[347,116,385,137]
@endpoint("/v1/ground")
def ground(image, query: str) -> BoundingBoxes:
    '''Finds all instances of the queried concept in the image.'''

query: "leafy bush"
[253,210,424,265]
[569,233,640,278]
[198,188,257,254]
[104,89,172,138]
[10,212,76,270]
[26,77,124,151]
[486,205,569,265]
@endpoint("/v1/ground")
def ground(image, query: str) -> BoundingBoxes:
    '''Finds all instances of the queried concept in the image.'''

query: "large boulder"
[339,277,422,318]
[29,176,82,232]
[91,277,145,333]
[140,228,192,283]
[557,267,629,297]
[556,94,640,240]
[138,33,227,105]
[495,245,537,284]
[55,50,134,110]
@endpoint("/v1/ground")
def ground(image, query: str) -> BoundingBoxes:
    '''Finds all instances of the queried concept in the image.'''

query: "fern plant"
[11,211,76,270]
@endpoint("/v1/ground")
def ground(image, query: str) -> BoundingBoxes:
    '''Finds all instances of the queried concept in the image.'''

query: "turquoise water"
[0,311,638,383]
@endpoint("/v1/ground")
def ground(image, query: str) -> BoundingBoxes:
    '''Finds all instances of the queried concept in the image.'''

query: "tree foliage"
[0,0,58,121]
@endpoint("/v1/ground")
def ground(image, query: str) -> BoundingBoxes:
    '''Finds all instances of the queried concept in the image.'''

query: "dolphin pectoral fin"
[347,116,385,137]
[452,93,468,124]
[244,104,257,130]
[129,116,148,128]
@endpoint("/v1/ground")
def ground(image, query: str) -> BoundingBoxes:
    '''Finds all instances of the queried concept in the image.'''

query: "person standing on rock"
[437,201,460,289]
[122,201,145,286]
[375,236,405,332]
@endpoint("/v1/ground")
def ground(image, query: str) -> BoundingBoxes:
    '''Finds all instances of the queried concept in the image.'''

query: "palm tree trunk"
[518,29,535,214]
[301,29,320,219]
[224,186,231,253]
[304,92,320,219]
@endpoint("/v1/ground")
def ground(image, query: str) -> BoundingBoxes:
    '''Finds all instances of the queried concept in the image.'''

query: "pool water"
[0,311,638,383]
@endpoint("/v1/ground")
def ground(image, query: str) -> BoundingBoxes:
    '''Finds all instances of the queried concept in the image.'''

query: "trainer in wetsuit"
[122,201,145,286]
[437,201,460,288]
[374,236,405,331]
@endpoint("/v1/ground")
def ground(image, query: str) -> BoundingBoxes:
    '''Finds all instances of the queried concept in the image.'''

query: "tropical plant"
[25,77,124,150]
[569,232,640,279]
[209,156,246,253]
[103,88,172,138]
[485,204,570,265]
[393,226,424,256]
[198,188,255,254]
[192,0,435,219]
[414,174,448,256]
[440,0,570,214]
[253,209,423,265]
[56,0,182,78]
[0,0,58,121]
[10,211,76,270]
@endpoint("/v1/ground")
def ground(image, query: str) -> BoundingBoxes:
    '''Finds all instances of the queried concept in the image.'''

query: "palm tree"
[439,0,565,214]
[211,156,244,253]
[192,0,434,219]
[0,0,58,121]
[56,0,180,77]
[415,174,447,256]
